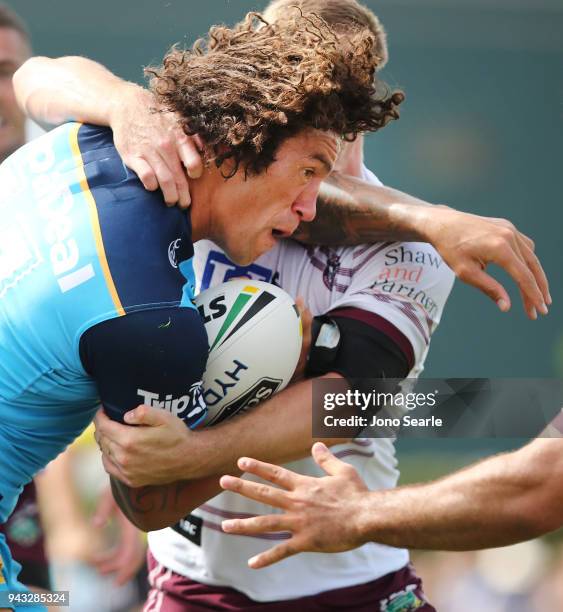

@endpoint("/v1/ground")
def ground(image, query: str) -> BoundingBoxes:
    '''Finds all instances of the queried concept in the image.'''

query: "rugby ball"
[194,280,302,426]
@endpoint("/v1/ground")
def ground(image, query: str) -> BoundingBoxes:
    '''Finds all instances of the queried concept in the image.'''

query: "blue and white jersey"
[0,123,207,522]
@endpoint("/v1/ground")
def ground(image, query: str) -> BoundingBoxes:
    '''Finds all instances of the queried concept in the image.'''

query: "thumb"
[123,404,168,426]
[311,442,349,476]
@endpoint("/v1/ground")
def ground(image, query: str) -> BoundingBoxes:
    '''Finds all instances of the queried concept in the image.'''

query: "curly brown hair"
[146,11,403,177]
[264,0,389,69]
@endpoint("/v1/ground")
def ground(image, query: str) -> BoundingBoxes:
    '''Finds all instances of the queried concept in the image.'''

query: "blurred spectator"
[0,2,32,162]
[0,3,50,595]
[41,426,147,612]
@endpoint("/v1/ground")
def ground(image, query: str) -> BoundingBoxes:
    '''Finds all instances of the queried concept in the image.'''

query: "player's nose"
[293,183,319,222]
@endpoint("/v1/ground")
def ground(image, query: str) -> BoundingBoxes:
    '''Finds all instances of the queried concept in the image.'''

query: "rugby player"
[0,5,51,597]
[14,3,551,611]
[14,55,550,318]
[219,413,563,566]
[23,2,515,610]
[0,13,386,609]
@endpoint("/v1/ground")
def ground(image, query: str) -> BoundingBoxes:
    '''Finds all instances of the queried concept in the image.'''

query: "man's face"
[0,27,29,162]
[211,129,339,265]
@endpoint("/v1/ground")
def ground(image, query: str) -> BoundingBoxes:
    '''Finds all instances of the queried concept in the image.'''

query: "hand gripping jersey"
[147,168,455,602]
[0,122,208,526]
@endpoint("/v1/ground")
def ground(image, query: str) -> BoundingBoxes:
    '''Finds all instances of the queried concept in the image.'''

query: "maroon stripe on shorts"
[145,551,435,611]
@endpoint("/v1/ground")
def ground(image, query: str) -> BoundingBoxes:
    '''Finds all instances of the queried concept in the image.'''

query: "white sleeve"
[329,241,455,370]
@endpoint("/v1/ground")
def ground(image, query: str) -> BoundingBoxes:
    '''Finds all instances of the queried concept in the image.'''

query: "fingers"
[222,513,292,536]
[237,457,299,490]
[312,442,355,477]
[113,561,140,586]
[94,408,128,441]
[516,237,551,306]
[123,404,169,426]
[219,474,291,509]
[177,133,203,180]
[91,549,121,575]
[100,451,130,484]
[492,248,546,319]
[485,222,550,316]
[247,542,299,569]
[92,486,116,528]
[157,137,193,208]
[457,266,512,313]
[127,157,158,192]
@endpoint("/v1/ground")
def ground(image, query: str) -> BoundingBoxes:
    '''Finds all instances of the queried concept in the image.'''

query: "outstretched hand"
[220,442,369,569]
[424,206,550,319]
[90,485,147,585]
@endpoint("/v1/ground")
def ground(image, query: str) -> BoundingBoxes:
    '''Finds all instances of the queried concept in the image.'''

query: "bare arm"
[13,55,132,128]
[109,475,223,532]
[15,57,549,314]
[294,174,433,245]
[298,173,549,319]
[95,374,348,530]
[220,438,563,568]
[95,373,349,488]
[13,56,200,207]
[356,437,563,550]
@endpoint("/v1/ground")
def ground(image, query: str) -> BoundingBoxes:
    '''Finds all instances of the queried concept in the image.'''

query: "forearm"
[185,376,348,479]
[13,55,137,128]
[295,172,438,246]
[110,474,223,532]
[358,439,563,550]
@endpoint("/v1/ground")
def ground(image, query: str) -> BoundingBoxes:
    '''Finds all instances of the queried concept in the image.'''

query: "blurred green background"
[10,0,562,380]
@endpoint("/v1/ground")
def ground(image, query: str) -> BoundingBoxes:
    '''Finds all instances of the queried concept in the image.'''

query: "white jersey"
[148,168,455,601]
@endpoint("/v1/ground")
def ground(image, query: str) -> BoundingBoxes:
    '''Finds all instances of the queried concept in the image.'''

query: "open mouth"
[271,226,297,239]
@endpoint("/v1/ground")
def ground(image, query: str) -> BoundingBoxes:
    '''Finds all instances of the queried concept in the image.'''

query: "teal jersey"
[0,123,206,522]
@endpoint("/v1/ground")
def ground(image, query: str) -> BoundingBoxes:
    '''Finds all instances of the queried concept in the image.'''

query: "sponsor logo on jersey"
[379,584,425,612]
[137,381,206,426]
[200,250,273,290]
[322,250,342,290]
[173,513,203,546]
[384,245,442,268]
[379,246,442,286]
[29,137,96,294]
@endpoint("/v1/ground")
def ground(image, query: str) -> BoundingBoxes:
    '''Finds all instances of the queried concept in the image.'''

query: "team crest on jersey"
[168,238,182,268]
[323,250,342,290]
[379,584,426,612]
[306,246,352,293]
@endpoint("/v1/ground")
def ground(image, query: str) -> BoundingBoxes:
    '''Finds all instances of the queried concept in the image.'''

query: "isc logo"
[137,382,206,424]
[197,295,227,323]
